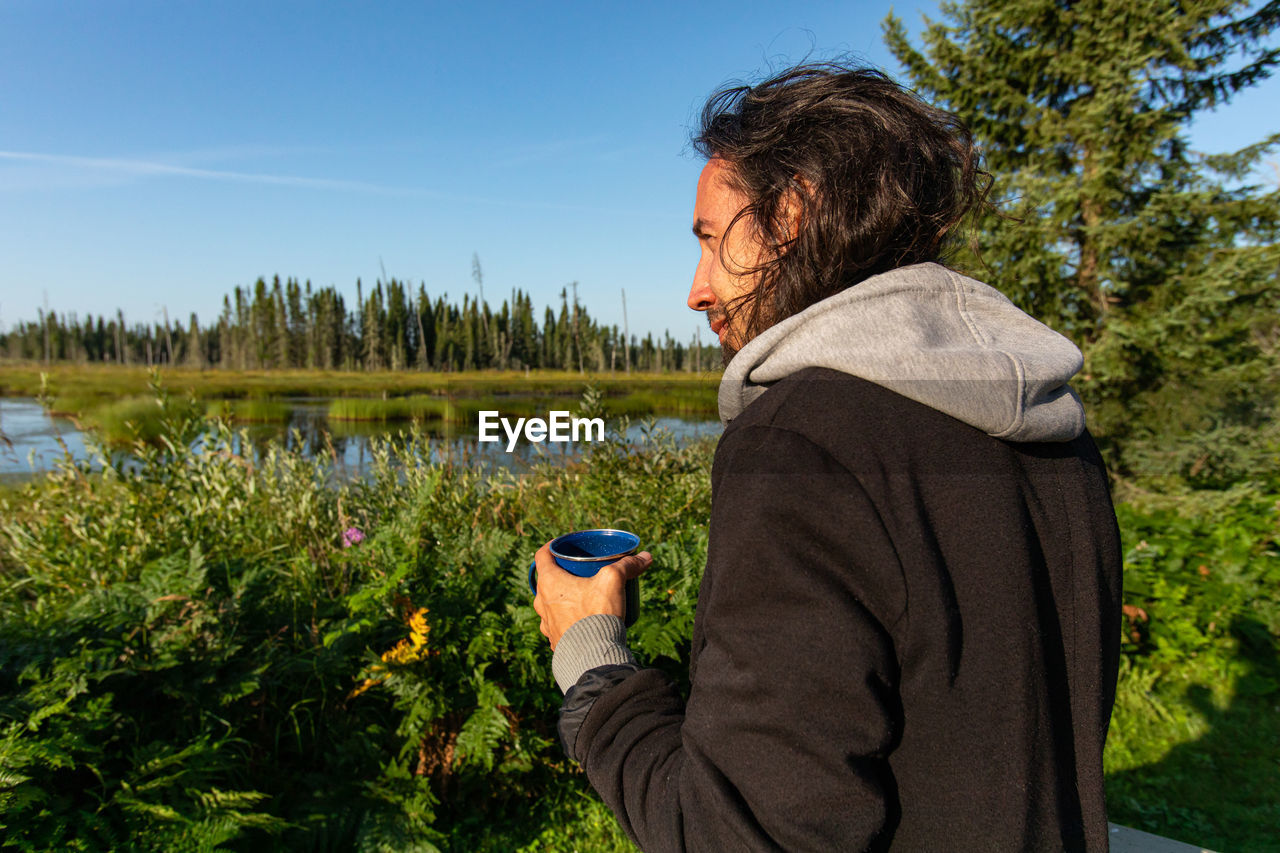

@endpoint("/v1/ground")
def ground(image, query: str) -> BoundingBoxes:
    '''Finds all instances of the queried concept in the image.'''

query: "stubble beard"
[720,339,739,367]
[706,306,740,366]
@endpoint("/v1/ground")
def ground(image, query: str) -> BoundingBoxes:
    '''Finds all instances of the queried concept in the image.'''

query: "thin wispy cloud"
[488,135,610,170]
[0,148,670,217]
[0,149,418,195]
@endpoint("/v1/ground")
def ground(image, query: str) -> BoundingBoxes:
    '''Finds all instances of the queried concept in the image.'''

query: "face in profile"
[687,158,767,363]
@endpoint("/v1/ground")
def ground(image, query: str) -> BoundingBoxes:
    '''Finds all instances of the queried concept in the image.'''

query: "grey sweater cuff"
[551,613,636,694]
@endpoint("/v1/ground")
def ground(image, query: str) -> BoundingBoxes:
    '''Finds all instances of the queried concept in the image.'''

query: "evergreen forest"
[0,275,720,375]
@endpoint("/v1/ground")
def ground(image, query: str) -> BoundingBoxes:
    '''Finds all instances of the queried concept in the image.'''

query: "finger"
[534,541,571,590]
[609,551,653,581]
[534,540,555,570]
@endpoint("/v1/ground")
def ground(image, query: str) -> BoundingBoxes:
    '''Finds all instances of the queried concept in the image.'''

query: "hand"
[532,541,652,650]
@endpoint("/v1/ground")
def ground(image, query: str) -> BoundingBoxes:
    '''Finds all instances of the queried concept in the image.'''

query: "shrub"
[0,390,711,850]
[4,379,1278,849]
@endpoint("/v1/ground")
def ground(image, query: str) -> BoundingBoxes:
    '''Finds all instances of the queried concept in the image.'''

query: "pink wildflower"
[342,527,366,548]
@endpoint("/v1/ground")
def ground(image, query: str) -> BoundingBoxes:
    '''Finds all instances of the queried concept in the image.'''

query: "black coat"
[560,368,1123,852]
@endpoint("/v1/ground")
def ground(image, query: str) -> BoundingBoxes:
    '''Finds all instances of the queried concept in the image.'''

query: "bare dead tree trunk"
[162,306,175,365]
[570,281,584,374]
[621,289,630,374]
[41,291,50,364]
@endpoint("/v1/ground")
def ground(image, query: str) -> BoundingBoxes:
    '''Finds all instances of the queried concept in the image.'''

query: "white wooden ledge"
[1110,823,1218,853]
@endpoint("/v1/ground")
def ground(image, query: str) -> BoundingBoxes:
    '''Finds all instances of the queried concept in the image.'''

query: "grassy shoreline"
[1,363,723,444]
[0,362,724,402]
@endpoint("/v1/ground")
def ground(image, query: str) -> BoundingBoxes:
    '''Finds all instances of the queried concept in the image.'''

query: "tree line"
[884,0,1279,492]
[0,276,721,374]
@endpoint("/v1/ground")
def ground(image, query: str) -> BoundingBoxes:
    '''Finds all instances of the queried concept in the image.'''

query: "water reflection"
[0,397,722,483]
[1,398,96,479]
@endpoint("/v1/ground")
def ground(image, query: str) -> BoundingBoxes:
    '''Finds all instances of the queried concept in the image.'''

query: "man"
[533,63,1122,851]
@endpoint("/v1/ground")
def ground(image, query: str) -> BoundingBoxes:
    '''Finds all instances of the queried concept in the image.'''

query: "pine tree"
[185,312,205,368]
[437,296,462,371]
[95,316,107,362]
[884,0,1280,489]
[556,291,574,371]
[272,280,289,369]
[511,291,536,369]
[116,309,128,365]
[286,278,305,368]
[416,285,435,369]
[363,282,386,371]
[332,291,350,370]
[385,279,409,371]
[461,295,477,371]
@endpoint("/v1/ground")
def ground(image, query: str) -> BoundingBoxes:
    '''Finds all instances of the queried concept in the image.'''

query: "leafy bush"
[1105,492,1280,849]
[4,380,1278,850]
[0,388,711,850]
[1115,497,1280,668]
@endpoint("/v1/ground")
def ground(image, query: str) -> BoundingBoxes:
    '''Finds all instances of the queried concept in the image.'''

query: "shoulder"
[716,366,1088,501]
[718,367,967,469]
[704,370,911,643]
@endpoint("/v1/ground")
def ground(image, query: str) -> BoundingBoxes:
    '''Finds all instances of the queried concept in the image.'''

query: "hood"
[718,263,1085,443]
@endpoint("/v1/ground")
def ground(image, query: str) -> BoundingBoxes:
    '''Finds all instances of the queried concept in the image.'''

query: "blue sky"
[1,1,1276,343]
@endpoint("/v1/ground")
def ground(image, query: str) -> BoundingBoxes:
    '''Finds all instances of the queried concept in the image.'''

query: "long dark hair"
[692,62,993,342]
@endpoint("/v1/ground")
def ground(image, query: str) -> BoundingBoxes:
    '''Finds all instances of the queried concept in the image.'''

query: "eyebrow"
[691,218,713,238]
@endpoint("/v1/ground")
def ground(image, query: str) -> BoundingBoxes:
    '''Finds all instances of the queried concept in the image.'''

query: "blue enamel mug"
[529,529,641,627]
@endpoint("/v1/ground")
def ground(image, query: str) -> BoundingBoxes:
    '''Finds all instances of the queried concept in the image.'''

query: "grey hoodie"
[718,262,1085,443]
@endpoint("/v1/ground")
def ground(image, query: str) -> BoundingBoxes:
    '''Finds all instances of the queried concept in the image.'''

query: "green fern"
[454,679,512,772]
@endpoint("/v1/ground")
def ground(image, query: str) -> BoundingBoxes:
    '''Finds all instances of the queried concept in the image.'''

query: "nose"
[687,258,714,312]
[687,282,714,312]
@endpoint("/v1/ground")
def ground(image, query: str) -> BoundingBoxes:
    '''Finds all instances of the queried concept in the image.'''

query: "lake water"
[0,398,723,482]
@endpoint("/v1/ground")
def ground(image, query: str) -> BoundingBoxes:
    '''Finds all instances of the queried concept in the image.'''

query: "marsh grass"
[10,366,720,460]
[47,393,113,417]
[323,390,717,424]
[3,366,722,444]
[78,395,202,445]
[327,395,453,422]
[0,363,722,407]
[607,387,718,417]
[205,398,292,423]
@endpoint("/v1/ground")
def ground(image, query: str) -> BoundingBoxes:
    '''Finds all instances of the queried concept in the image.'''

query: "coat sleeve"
[560,424,908,852]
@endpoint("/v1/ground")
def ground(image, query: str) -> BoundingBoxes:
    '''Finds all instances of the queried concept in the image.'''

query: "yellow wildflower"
[347,607,432,700]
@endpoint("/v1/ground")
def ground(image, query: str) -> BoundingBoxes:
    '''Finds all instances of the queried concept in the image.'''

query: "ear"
[776,177,808,246]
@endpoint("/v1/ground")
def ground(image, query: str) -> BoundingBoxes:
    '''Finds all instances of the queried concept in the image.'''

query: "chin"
[720,342,740,367]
